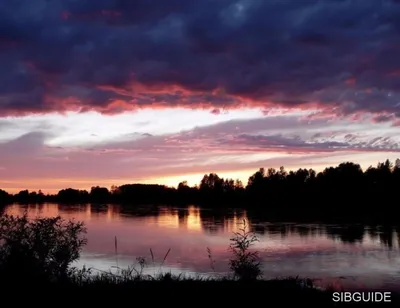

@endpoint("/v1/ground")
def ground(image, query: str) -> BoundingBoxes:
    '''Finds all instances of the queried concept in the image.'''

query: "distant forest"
[1,159,400,223]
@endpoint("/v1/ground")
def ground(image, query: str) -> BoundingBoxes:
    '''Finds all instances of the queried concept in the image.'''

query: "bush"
[0,214,87,283]
[228,219,262,280]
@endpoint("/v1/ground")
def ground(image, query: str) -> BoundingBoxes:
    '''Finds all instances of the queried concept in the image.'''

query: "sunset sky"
[1,0,400,193]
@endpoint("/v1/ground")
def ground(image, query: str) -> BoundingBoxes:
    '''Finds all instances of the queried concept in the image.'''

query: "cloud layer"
[1,0,400,119]
[2,1,400,193]
[1,113,400,192]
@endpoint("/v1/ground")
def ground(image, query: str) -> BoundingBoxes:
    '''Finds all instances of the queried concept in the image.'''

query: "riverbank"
[2,274,399,307]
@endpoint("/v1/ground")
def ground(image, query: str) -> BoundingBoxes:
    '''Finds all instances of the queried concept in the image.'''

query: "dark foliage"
[0,215,87,284]
[228,219,262,280]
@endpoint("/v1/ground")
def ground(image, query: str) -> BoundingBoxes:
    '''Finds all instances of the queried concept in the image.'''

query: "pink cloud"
[1,115,399,193]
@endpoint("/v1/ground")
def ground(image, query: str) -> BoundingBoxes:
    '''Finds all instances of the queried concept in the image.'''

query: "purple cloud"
[0,0,399,120]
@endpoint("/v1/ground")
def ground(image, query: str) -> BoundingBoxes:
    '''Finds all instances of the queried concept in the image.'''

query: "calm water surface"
[4,203,400,291]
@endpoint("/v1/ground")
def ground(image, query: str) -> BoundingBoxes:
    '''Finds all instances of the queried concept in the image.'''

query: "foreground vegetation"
[0,215,399,306]
[1,159,400,223]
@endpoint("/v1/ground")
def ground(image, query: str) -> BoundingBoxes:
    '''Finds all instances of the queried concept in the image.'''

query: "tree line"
[1,159,400,223]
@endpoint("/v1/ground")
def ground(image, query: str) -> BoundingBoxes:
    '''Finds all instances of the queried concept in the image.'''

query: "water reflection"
[139,207,204,231]
[3,203,400,291]
[4,203,400,250]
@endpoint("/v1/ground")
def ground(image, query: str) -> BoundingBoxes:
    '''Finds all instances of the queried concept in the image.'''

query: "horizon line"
[1,158,399,195]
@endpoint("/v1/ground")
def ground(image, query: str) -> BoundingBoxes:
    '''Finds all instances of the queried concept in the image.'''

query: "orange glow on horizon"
[0,165,338,194]
[1,156,394,194]
[0,170,255,194]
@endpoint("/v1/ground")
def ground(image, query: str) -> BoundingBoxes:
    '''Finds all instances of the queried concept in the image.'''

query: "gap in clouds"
[0,108,265,146]
[1,110,400,193]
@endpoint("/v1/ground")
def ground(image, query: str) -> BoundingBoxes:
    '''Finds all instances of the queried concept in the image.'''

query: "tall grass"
[207,247,216,272]
[85,219,265,283]
[228,219,262,280]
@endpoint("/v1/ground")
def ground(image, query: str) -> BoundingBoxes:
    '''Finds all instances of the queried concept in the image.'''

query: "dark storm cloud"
[1,0,400,117]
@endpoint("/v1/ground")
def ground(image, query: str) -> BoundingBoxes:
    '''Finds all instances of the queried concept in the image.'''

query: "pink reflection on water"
[4,203,400,291]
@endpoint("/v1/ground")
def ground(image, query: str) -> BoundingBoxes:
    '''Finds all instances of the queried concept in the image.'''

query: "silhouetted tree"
[57,188,89,203]
[90,186,110,203]
[0,189,11,205]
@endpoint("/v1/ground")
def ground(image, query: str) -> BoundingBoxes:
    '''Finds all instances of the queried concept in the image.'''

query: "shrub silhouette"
[0,214,87,283]
[228,219,262,280]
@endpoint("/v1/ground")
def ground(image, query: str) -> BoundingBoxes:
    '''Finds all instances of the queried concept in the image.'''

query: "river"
[3,203,400,291]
